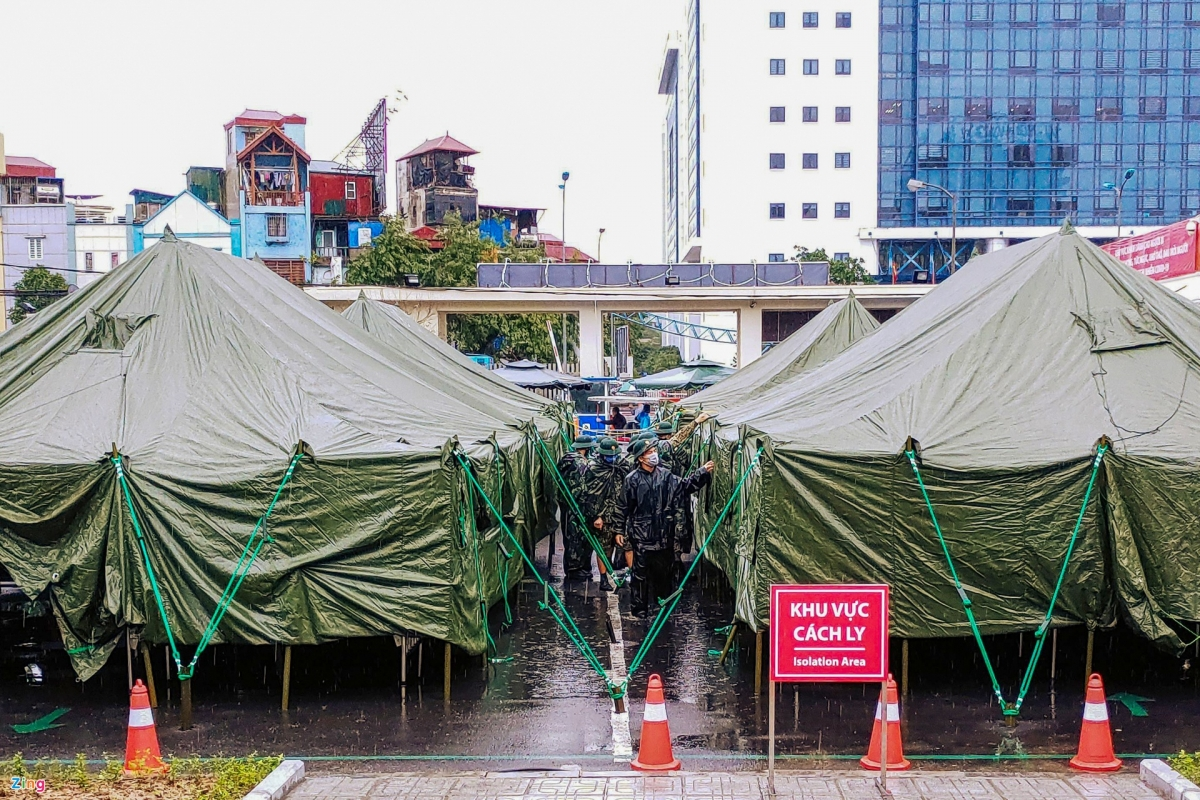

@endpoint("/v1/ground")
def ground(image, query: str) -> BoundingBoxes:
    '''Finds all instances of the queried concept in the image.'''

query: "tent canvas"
[493,359,590,390]
[683,294,879,410]
[0,235,558,679]
[699,226,1200,651]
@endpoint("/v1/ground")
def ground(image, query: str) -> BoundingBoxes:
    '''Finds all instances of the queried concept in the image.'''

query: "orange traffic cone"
[860,674,911,771]
[124,679,167,775]
[631,674,681,771]
[1070,674,1122,772]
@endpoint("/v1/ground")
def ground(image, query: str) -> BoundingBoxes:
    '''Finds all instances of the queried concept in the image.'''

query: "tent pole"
[755,630,764,696]
[140,643,158,708]
[281,645,292,712]
[718,622,738,664]
[126,629,134,692]
[444,642,452,706]
[1084,629,1095,687]
[1050,629,1058,685]
[901,639,909,703]
[180,678,193,731]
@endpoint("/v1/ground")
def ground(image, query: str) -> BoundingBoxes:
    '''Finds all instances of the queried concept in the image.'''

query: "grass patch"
[3,752,282,799]
[1171,751,1200,785]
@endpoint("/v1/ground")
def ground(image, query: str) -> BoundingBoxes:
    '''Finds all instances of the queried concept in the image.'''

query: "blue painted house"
[221,110,311,284]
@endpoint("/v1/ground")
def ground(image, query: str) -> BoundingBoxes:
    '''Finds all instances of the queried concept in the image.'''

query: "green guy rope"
[454,451,617,695]
[622,446,764,692]
[112,448,304,680]
[906,441,1107,715]
[532,435,622,581]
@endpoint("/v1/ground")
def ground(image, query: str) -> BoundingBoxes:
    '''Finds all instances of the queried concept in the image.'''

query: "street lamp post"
[598,228,606,262]
[559,171,570,263]
[1102,168,1137,238]
[907,178,958,280]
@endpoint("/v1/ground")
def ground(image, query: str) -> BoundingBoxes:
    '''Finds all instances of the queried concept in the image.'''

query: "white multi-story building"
[70,201,132,289]
[660,1,880,270]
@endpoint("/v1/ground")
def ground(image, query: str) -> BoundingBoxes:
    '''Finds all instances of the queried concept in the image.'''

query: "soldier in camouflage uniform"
[560,434,595,579]
[582,437,626,591]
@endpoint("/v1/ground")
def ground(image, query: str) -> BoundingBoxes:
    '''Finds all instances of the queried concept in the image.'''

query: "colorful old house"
[1,151,70,324]
[222,110,312,285]
[310,160,379,285]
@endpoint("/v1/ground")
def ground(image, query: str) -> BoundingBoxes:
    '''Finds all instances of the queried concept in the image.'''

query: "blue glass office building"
[878,0,1196,272]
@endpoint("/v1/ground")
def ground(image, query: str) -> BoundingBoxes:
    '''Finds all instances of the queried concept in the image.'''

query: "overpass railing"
[476,261,830,289]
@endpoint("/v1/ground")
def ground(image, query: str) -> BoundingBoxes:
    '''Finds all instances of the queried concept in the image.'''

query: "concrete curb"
[243,759,305,800]
[1141,759,1200,800]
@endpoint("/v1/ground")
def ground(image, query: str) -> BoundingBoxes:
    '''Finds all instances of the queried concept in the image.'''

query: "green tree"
[345,213,574,364]
[7,267,69,325]
[794,246,872,285]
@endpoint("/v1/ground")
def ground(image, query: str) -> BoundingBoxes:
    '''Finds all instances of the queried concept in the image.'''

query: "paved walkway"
[289,770,1159,800]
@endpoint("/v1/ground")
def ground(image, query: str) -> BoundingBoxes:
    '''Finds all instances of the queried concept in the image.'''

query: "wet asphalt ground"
[1,531,1198,769]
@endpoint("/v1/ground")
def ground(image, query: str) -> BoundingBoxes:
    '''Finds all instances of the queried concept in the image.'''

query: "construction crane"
[614,312,736,343]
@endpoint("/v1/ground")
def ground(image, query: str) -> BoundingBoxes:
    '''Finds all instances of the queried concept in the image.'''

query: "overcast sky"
[1,0,677,263]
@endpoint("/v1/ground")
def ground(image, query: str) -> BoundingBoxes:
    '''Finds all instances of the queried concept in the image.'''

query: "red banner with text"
[1102,220,1199,280]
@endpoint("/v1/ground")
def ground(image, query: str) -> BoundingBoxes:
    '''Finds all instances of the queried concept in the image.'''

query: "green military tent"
[630,359,734,392]
[341,293,566,550]
[682,293,880,411]
[0,233,562,680]
[700,226,1200,651]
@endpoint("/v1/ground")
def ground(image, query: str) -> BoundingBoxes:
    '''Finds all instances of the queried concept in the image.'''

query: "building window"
[835,59,851,75]
[1052,198,1078,213]
[768,253,786,262]
[1052,98,1080,120]
[1097,143,1122,163]
[919,98,949,120]
[1140,143,1163,162]
[769,11,785,27]
[1055,50,1080,71]
[802,153,819,169]
[835,12,851,28]
[1010,3,1035,23]
[802,11,818,27]
[1140,96,1167,119]
[27,237,43,261]
[965,98,992,119]
[1098,50,1122,71]
[802,203,818,219]
[880,100,904,123]
[1096,97,1123,120]
[1054,2,1079,21]
[267,214,288,239]
[1009,98,1034,119]
[1186,97,1200,119]
[1097,3,1124,22]
[968,2,992,21]
[834,202,850,219]
[1051,144,1078,165]
[84,252,94,272]
[803,106,819,122]
[111,252,119,269]
[345,181,357,200]
[1139,194,1165,213]
[1142,50,1166,71]
[1010,50,1034,69]
[919,50,950,71]
[834,152,851,169]
[770,203,786,219]
[1010,144,1033,165]
[1008,198,1034,217]
[918,144,949,165]
[770,153,786,169]
[770,106,786,122]
[803,59,819,75]
[834,252,850,261]
[770,59,786,75]
[835,106,851,122]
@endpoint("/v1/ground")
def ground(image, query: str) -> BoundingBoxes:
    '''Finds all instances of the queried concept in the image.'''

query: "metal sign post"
[768,585,891,796]
[878,680,889,796]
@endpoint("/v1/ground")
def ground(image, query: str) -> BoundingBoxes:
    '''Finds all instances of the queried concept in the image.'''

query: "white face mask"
[644,451,660,467]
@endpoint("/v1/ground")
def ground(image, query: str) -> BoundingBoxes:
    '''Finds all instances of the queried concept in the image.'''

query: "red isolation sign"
[1102,220,1200,281]
[769,584,889,682]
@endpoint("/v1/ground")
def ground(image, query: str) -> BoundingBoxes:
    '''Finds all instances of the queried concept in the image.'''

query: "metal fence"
[476,261,830,289]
